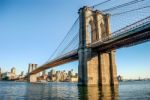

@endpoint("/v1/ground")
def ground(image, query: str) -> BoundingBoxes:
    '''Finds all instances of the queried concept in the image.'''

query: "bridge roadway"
[29,17,150,75]
[91,16,150,51]
[30,50,78,75]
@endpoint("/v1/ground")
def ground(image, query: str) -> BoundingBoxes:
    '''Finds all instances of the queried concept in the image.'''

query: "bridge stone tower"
[28,64,38,82]
[78,6,118,86]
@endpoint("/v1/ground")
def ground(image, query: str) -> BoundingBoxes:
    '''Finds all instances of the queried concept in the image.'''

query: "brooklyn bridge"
[27,0,150,86]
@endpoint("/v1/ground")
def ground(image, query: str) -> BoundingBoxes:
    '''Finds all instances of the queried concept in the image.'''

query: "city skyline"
[0,66,77,76]
[0,0,150,79]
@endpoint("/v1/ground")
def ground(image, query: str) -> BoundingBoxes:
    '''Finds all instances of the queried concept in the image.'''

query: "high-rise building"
[48,69,56,81]
[42,70,46,76]
[0,68,1,73]
[21,71,24,76]
[48,69,54,76]
[0,68,1,80]
[117,75,123,81]
[68,69,74,77]
[11,67,16,75]
[75,73,78,77]
[56,71,61,81]
[60,70,67,81]
[2,72,16,80]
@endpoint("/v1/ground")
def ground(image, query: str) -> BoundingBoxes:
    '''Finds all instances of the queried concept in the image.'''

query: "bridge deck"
[30,50,78,75]
[29,17,150,75]
[91,20,150,52]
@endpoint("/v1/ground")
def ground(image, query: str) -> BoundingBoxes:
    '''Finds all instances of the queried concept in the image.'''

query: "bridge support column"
[28,74,37,82]
[28,64,38,82]
[99,51,118,86]
[78,49,99,86]
[78,6,100,86]
[78,6,118,86]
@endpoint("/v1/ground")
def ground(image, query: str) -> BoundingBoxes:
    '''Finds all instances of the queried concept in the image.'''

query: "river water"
[0,81,150,100]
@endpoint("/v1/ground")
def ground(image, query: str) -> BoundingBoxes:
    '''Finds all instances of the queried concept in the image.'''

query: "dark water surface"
[0,81,150,100]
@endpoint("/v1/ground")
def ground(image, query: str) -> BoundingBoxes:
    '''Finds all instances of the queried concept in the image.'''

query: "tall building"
[47,69,78,82]
[48,69,56,81]
[2,72,16,80]
[60,70,67,81]
[1,67,17,80]
[56,71,61,81]
[42,70,46,76]
[68,69,74,77]
[75,73,78,77]
[0,68,1,73]
[117,75,123,81]
[21,71,24,76]
[11,67,16,75]
[0,68,1,80]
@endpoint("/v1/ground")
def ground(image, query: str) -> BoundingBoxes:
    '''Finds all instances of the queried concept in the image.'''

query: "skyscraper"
[0,68,1,80]
[11,67,16,75]
[21,71,24,76]
[42,70,46,76]
[0,67,1,74]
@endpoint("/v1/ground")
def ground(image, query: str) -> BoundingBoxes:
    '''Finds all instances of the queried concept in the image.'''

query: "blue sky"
[0,0,150,79]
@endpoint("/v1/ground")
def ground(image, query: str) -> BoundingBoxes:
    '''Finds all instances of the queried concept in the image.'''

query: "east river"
[0,81,150,100]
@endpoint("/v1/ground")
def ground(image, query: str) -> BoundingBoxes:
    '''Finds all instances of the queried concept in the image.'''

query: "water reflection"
[26,83,49,99]
[26,83,119,100]
[1,81,150,100]
[25,82,79,100]
[0,82,118,100]
[78,85,118,100]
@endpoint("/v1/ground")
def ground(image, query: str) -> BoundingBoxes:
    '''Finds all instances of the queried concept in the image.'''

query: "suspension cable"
[112,5,150,16]
[46,17,79,62]
[91,0,111,8]
[102,0,144,12]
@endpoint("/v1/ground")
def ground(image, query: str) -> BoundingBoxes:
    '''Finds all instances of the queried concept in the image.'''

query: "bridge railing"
[44,49,78,65]
[30,49,78,74]
[53,49,78,60]
[90,16,150,46]
[111,16,150,38]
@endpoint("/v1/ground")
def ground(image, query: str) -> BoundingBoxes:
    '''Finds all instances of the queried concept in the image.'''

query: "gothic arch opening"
[87,19,95,44]
[88,21,92,44]
[100,19,106,40]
